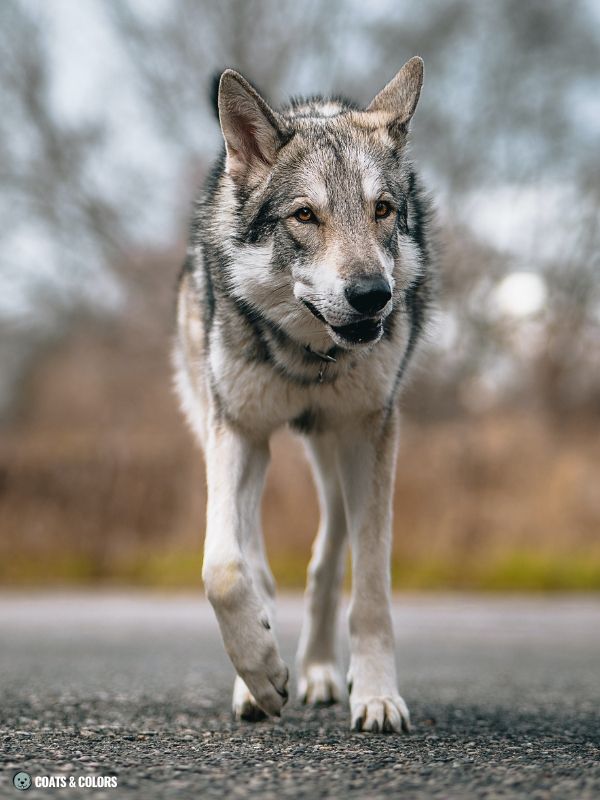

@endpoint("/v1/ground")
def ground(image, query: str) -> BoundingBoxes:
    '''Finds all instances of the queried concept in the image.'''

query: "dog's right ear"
[218,70,286,182]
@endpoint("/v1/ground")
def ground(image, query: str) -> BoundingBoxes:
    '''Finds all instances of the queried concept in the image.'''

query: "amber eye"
[294,207,317,224]
[375,200,392,220]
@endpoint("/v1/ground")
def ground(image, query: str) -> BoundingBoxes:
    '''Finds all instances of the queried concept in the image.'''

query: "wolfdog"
[174,57,435,733]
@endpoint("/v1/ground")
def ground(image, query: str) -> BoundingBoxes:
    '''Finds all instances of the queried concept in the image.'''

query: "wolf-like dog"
[174,57,435,733]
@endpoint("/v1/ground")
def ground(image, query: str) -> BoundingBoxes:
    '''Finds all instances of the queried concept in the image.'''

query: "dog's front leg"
[296,434,347,706]
[202,420,288,717]
[337,409,410,733]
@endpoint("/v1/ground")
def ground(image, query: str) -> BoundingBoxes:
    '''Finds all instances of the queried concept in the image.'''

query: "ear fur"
[218,69,285,181]
[366,56,424,138]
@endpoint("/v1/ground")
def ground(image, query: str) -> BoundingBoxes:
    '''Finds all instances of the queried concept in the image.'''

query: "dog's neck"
[303,344,339,384]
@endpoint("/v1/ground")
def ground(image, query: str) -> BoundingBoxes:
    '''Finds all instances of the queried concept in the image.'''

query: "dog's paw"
[350,695,411,733]
[213,598,289,717]
[298,663,343,705]
[238,651,289,718]
[232,676,267,722]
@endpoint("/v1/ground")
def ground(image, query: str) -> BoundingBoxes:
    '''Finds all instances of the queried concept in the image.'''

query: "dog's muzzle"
[303,296,388,347]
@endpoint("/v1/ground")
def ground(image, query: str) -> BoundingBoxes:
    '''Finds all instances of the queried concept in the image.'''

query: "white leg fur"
[336,409,410,733]
[202,419,288,717]
[297,434,346,705]
[231,496,277,720]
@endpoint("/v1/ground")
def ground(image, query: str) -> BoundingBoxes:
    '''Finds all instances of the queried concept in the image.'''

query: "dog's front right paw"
[206,567,289,717]
[244,661,289,717]
[239,654,289,717]
[232,676,267,722]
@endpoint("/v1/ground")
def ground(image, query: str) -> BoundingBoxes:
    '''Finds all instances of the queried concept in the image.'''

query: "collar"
[304,345,338,383]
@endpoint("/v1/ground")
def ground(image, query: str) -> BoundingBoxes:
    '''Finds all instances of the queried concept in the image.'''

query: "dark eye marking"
[292,206,319,224]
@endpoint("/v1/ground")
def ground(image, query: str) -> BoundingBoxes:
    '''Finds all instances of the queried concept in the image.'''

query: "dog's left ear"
[367,57,424,139]
[218,69,287,182]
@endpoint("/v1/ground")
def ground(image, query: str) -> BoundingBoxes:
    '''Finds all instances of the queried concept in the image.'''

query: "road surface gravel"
[1,593,599,798]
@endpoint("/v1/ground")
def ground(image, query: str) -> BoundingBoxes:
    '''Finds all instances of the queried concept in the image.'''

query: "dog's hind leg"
[296,433,347,705]
[336,408,410,734]
[202,419,288,719]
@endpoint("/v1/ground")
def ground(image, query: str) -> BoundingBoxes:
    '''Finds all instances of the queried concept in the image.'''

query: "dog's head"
[216,58,424,350]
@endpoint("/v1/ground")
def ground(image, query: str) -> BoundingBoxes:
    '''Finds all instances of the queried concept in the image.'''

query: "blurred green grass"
[2,549,600,592]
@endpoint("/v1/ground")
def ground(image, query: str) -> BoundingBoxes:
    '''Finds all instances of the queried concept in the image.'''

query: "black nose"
[344,275,392,315]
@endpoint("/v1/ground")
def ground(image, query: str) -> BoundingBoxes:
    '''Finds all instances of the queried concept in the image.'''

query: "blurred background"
[1,0,599,591]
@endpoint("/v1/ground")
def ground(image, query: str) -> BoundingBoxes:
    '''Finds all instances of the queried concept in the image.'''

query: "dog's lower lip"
[331,318,383,344]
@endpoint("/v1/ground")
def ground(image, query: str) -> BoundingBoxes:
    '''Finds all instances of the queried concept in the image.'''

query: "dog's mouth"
[330,318,383,344]
[303,301,384,346]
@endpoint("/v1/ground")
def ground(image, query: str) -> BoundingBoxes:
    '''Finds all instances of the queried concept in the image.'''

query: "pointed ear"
[366,57,424,139]
[218,69,285,182]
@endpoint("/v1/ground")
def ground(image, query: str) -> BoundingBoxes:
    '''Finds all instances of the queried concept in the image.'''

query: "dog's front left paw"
[298,663,343,705]
[350,695,411,733]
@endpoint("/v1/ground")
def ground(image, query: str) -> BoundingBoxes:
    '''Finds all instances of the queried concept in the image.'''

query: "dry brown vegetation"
[2,418,599,589]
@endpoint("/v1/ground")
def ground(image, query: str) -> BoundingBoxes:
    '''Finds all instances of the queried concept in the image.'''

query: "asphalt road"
[1,594,599,799]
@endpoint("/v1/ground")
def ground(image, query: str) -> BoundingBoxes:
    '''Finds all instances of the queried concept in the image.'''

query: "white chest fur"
[207,319,408,437]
